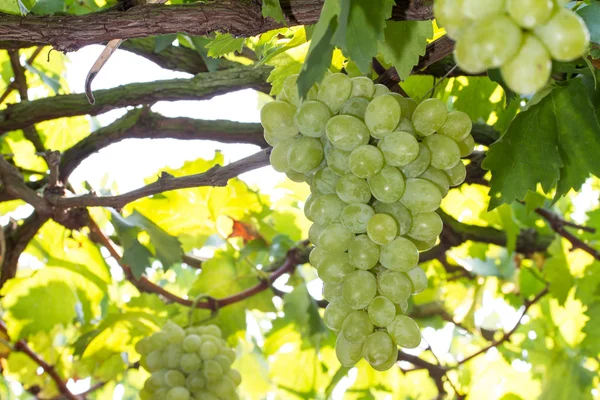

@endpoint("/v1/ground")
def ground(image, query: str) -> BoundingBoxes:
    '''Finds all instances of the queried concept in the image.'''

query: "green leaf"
[262,0,285,23]
[186,35,221,72]
[344,0,395,73]
[324,366,351,398]
[22,60,60,94]
[378,21,433,80]
[0,0,26,14]
[524,191,547,215]
[205,32,245,58]
[581,303,600,355]
[543,237,574,306]
[577,3,600,45]
[154,34,177,53]
[451,76,503,122]
[30,0,62,14]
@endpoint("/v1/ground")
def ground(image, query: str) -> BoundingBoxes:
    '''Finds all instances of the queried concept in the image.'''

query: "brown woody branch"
[0,319,80,400]
[0,157,52,214]
[0,0,432,51]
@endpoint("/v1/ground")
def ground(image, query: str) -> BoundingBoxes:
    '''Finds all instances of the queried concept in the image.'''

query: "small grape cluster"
[260,73,473,371]
[434,0,590,95]
[136,321,241,400]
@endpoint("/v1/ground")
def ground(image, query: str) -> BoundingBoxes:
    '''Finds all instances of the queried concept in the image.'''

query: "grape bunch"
[260,72,473,371]
[136,321,241,400]
[434,0,590,95]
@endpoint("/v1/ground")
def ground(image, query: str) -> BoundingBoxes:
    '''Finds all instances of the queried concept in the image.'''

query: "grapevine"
[260,73,473,371]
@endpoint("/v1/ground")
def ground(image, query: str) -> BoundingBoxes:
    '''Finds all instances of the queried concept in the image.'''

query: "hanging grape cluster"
[136,322,242,400]
[434,0,590,95]
[260,72,473,371]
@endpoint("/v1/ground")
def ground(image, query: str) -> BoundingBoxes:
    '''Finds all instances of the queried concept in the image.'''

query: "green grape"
[401,143,431,178]
[506,0,553,28]
[367,213,398,245]
[318,222,354,253]
[180,353,201,373]
[270,138,294,173]
[365,95,402,137]
[326,115,371,151]
[377,270,412,303]
[379,237,419,272]
[283,74,301,106]
[207,377,237,398]
[406,266,428,294]
[378,131,420,166]
[286,170,306,183]
[373,84,391,97]
[182,334,202,353]
[350,76,375,98]
[362,331,395,367]
[412,98,448,137]
[276,88,288,102]
[454,15,522,72]
[264,131,280,147]
[166,346,183,369]
[313,167,340,195]
[323,281,344,302]
[191,391,219,400]
[304,194,316,221]
[140,388,153,399]
[370,347,398,371]
[341,203,375,233]
[408,212,443,242]
[200,341,218,360]
[152,388,168,399]
[349,145,384,178]
[135,337,153,355]
[462,0,505,19]
[164,322,186,344]
[501,34,552,95]
[335,333,364,367]
[308,223,324,246]
[336,174,372,204]
[368,165,406,203]
[318,73,353,113]
[396,299,409,315]
[395,118,416,136]
[348,234,380,270]
[401,179,442,213]
[324,301,353,331]
[445,161,467,187]
[203,360,224,382]
[166,387,190,400]
[373,201,413,236]
[438,111,472,142]
[295,100,332,138]
[228,369,242,386]
[340,97,370,120]
[341,311,374,343]
[214,354,232,374]
[150,331,169,350]
[317,253,355,284]
[387,93,411,119]
[310,194,345,225]
[405,98,418,120]
[433,0,471,39]
[367,296,396,327]
[147,371,167,390]
[458,134,475,157]
[326,148,352,176]
[309,246,328,267]
[419,166,450,197]
[260,100,298,138]
[165,370,185,387]
[287,136,324,173]
[386,315,421,349]
[146,350,164,372]
[342,270,378,310]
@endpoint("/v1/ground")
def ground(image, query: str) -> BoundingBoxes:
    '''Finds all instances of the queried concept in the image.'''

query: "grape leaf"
[378,21,433,80]
[543,238,574,306]
[581,303,600,355]
[205,32,245,58]
[577,3,600,45]
[262,0,285,23]
[451,76,503,123]
[126,210,183,268]
[344,0,395,73]
[0,0,27,14]
[154,34,177,53]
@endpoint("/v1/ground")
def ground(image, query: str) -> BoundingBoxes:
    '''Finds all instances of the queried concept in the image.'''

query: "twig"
[0,157,52,215]
[0,47,43,105]
[0,320,80,400]
[372,58,409,97]
[46,151,61,189]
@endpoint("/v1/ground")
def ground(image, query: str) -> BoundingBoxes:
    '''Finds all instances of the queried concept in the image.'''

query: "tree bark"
[0,0,433,51]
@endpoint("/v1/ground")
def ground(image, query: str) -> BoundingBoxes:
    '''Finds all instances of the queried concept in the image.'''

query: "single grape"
[260,101,298,138]
[324,301,353,331]
[408,212,443,242]
[365,95,402,137]
[412,98,448,137]
[367,296,396,327]
[309,246,327,267]
[318,222,354,253]
[200,341,218,360]
[406,266,428,294]
[401,144,432,178]
[313,167,341,195]
[367,213,398,245]
[401,179,443,213]
[203,360,224,382]
[323,281,344,302]
[164,370,185,387]
[438,111,472,142]
[207,377,237,398]
[362,331,395,367]
[287,136,324,173]
[150,331,169,350]
[373,84,391,97]
[350,76,375,98]
[433,0,471,38]
[349,145,384,178]
[295,100,332,138]
[462,0,505,19]
[342,270,378,310]
[264,130,280,147]
[340,97,370,120]
[409,236,438,252]
[370,346,399,371]
[386,93,411,118]
[501,34,552,95]
[326,148,352,176]
[386,315,421,349]
[335,333,364,367]
[506,0,553,28]
[186,371,207,392]
[341,311,374,343]
[419,166,450,197]
[396,299,409,315]
[379,237,419,272]
[336,174,372,204]
[376,270,412,303]
[180,353,201,373]
[165,322,186,344]
[228,369,242,386]
[135,337,153,355]
[395,118,416,136]
[445,161,467,187]
[286,169,306,183]
[191,391,219,400]
[283,74,302,106]
[326,115,371,151]
[166,345,184,370]
[457,134,475,157]
[182,334,203,353]
[318,73,353,113]
[308,223,324,246]
[373,201,413,236]
[368,165,406,203]
[310,194,346,225]
[378,131,420,167]
[348,234,381,270]
[145,350,164,372]
[166,386,190,400]
[270,138,294,173]
[341,203,375,233]
[147,371,167,390]
[317,253,355,284]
